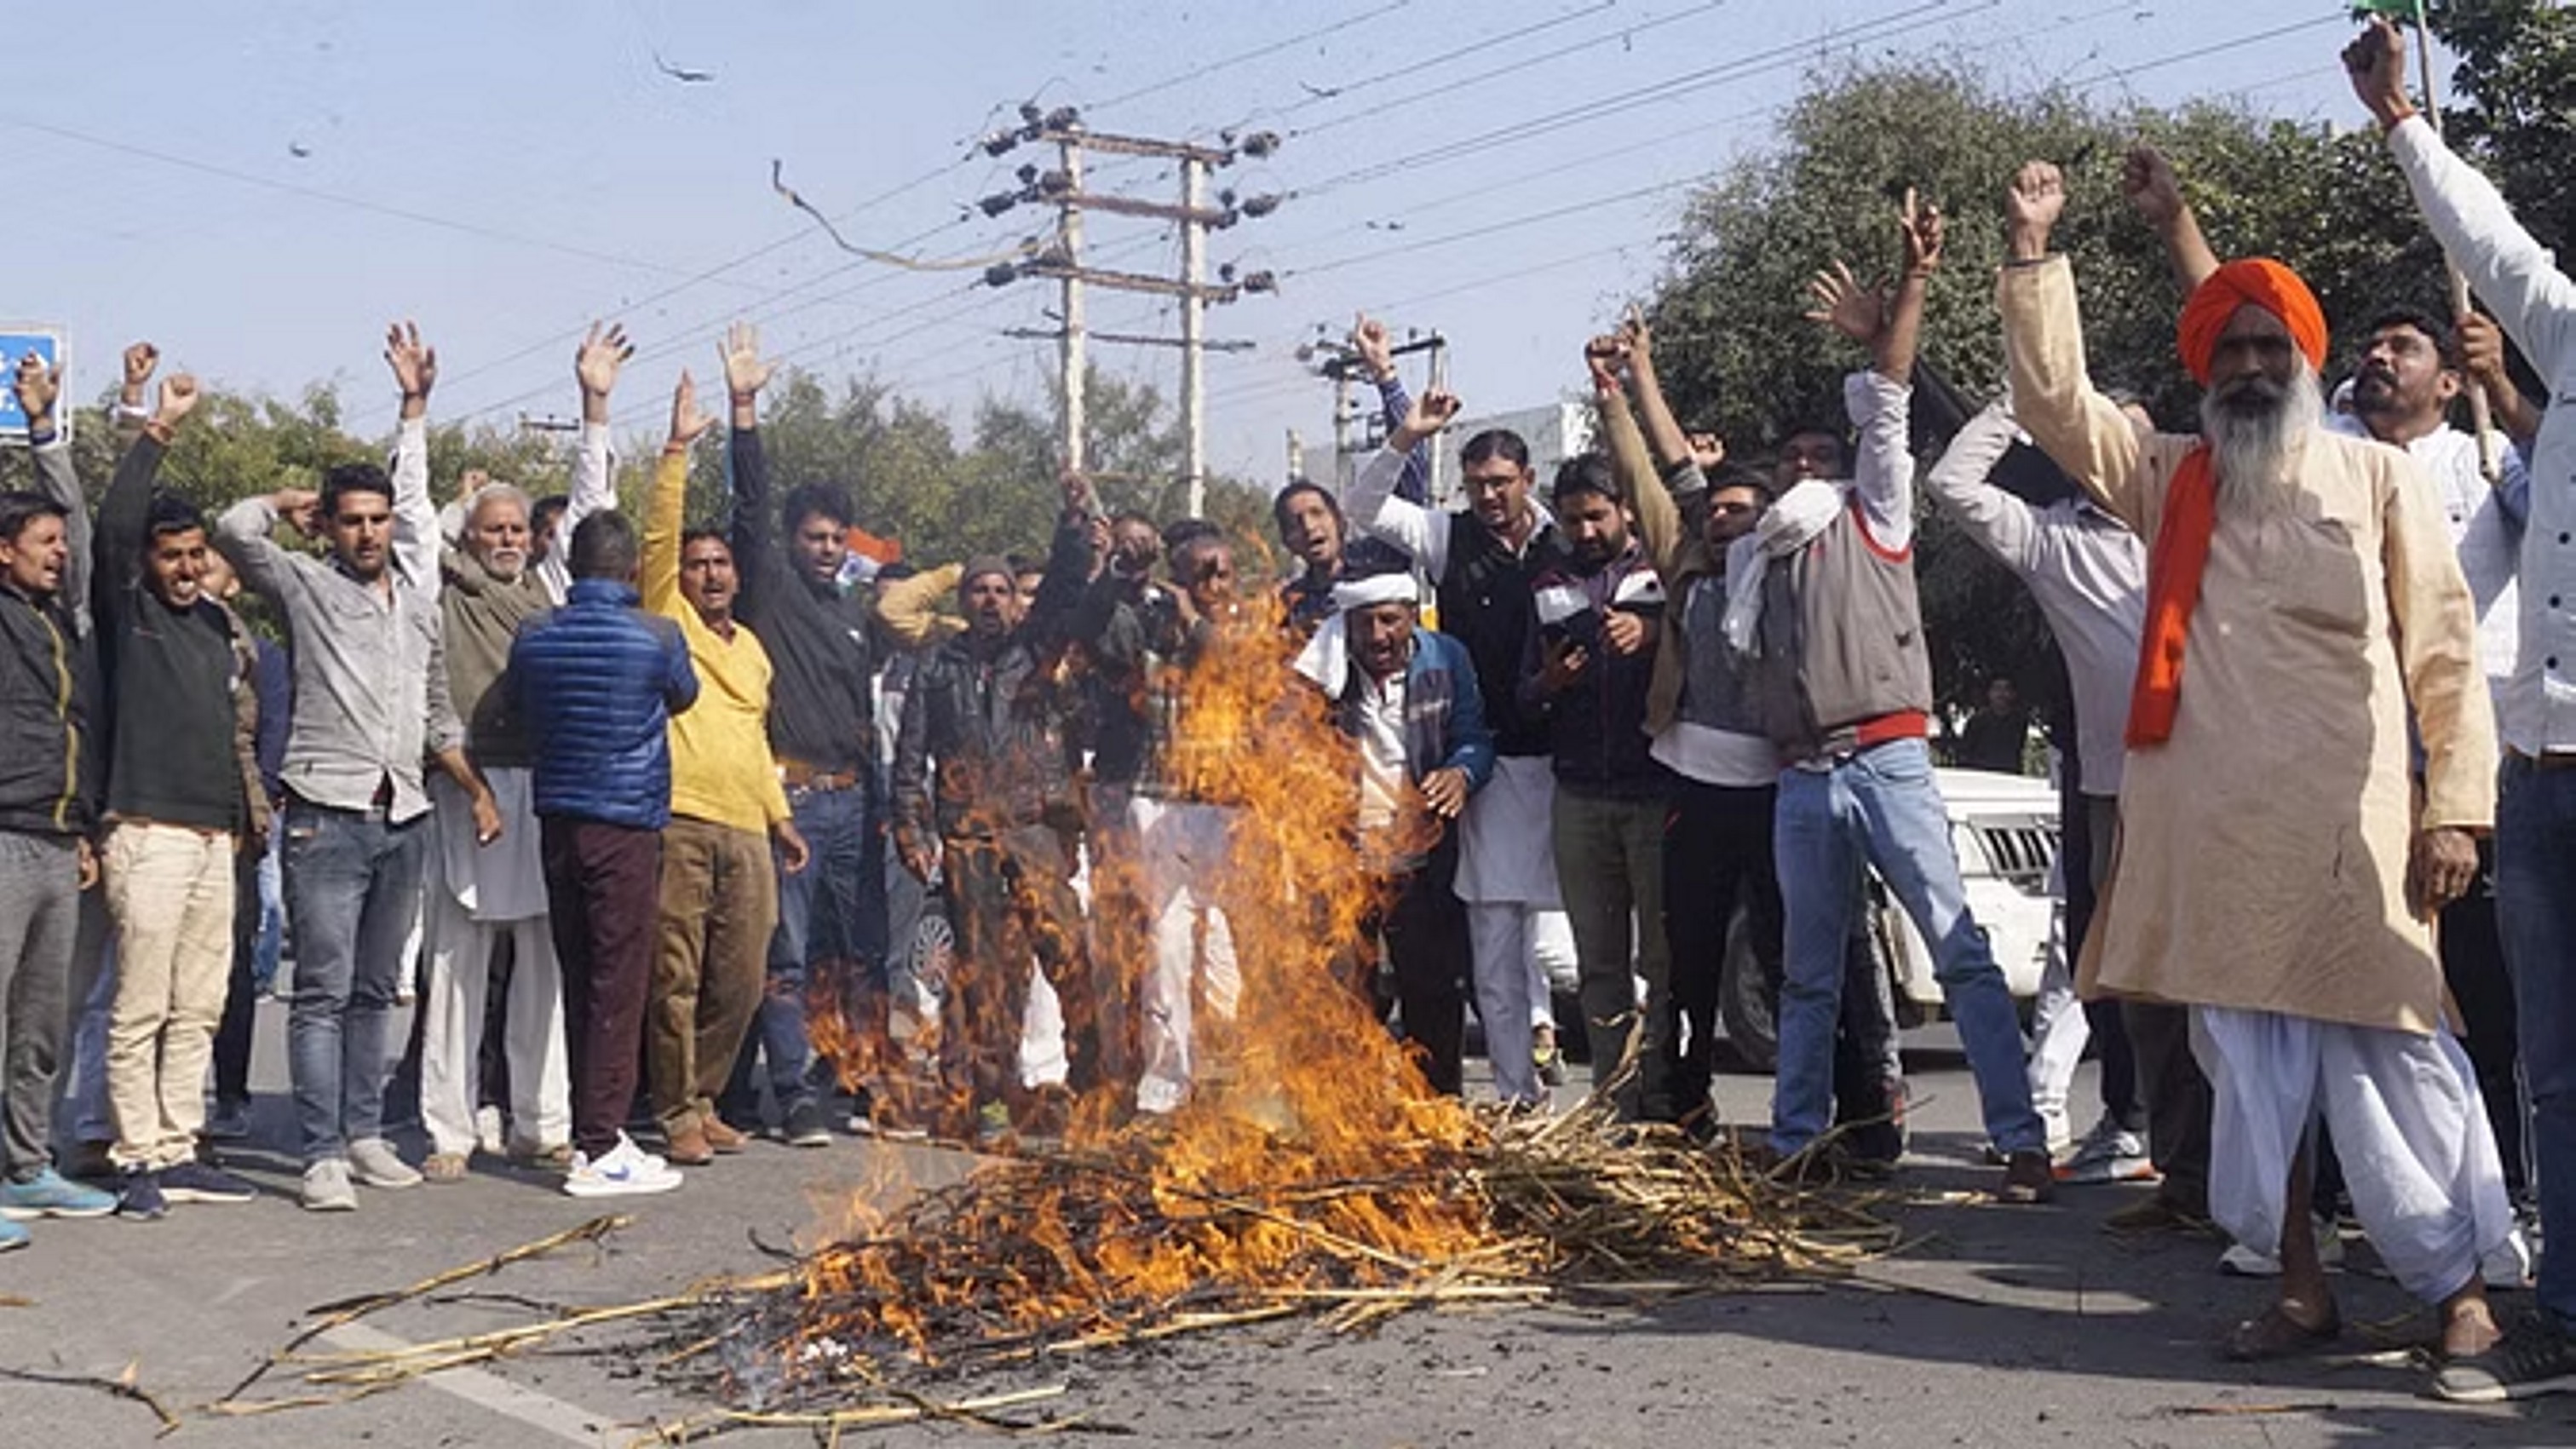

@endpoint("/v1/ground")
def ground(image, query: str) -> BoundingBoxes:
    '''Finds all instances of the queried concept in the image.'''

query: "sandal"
[420,1152,470,1185]
[2222,1302,2343,1362]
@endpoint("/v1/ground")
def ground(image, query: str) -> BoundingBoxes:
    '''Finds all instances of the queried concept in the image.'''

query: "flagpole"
[2408,0,2503,483]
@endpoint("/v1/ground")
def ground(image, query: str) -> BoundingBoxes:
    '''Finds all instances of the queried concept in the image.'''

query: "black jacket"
[728,426,876,773]
[1518,543,1668,800]
[892,516,1090,845]
[1436,509,1575,758]
[0,577,93,838]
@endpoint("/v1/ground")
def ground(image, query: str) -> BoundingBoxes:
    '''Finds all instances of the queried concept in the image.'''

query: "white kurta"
[1453,754,1563,907]
[430,768,548,923]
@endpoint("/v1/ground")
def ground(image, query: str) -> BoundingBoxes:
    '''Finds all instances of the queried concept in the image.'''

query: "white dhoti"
[1454,756,1566,1106]
[1130,796,1242,1114]
[2194,1005,2515,1303]
[420,770,569,1158]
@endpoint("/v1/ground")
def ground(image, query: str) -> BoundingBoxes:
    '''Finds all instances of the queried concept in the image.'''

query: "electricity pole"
[979,106,1280,517]
[1058,135,1087,473]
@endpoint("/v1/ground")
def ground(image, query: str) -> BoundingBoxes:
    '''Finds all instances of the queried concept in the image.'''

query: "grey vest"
[1750,507,1934,762]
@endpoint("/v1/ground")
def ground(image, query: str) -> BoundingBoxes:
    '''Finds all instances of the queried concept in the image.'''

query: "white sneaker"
[2218,1220,2345,1277]
[474,1104,508,1157]
[2053,1115,2156,1185]
[2483,1226,2536,1291]
[301,1159,358,1212]
[563,1133,682,1198]
[348,1137,423,1189]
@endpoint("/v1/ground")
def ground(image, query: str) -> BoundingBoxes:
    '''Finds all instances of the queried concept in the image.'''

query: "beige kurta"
[1998,256,2497,1036]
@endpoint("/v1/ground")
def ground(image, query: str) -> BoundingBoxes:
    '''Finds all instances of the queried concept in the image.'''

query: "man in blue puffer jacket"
[509,510,698,1197]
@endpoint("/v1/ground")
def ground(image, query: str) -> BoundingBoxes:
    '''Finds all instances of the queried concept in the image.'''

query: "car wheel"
[1718,907,1779,1074]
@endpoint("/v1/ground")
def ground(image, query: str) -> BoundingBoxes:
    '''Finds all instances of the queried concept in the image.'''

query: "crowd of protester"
[3,19,2576,1400]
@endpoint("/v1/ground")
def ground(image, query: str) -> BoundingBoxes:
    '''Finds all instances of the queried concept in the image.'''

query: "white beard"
[2200,360,2323,525]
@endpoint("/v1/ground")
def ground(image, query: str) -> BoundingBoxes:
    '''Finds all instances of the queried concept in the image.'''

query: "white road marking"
[319,1322,621,1446]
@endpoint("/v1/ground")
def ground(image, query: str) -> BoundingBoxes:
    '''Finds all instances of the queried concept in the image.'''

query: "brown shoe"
[664,1120,716,1167]
[700,1117,750,1154]
[1998,1148,2056,1205]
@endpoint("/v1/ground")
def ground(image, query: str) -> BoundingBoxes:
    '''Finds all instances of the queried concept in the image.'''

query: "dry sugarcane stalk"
[0,1362,181,1435]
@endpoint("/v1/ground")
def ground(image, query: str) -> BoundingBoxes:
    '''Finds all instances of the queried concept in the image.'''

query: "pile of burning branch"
[214,609,1900,1440]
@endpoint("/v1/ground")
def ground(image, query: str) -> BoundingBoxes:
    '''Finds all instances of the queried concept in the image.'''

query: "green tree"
[1644,59,2438,714]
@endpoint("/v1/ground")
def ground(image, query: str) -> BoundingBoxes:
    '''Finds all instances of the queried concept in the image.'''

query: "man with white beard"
[1997,159,2515,1375]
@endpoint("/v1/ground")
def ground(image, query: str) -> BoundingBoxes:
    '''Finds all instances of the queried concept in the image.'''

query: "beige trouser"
[105,821,238,1170]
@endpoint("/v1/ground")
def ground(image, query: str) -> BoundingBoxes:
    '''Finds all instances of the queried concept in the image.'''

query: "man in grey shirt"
[214,325,497,1212]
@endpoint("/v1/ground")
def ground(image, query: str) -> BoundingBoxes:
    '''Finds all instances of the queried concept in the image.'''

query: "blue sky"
[12,2,2416,497]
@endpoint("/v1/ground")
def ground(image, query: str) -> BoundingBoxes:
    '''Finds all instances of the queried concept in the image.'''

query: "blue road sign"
[0,330,64,441]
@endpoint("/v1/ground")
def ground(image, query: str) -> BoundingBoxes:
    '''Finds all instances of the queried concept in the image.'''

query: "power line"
[1087,0,1414,116]
[1287,0,1735,141]
[1250,0,1627,127]
[377,157,986,428]
[0,111,728,284]
[2072,9,2350,92]
[1292,0,1982,198]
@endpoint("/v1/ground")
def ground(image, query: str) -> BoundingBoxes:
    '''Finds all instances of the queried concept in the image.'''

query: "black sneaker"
[782,1099,832,1148]
[117,1168,167,1221]
[161,1160,258,1205]
[2435,1314,2576,1402]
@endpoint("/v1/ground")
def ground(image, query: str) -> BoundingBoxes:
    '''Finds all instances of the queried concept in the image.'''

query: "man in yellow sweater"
[641,363,810,1165]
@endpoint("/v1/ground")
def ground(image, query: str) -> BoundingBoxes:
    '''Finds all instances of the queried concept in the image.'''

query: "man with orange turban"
[1996,159,2516,1375]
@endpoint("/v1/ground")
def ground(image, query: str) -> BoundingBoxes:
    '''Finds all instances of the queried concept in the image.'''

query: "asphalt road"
[3,1004,2570,1448]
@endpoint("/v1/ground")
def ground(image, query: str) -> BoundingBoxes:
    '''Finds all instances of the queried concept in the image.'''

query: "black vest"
[1435,511,1572,758]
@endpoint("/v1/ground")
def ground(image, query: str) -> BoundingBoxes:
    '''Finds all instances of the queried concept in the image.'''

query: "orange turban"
[2176,258,2328,387]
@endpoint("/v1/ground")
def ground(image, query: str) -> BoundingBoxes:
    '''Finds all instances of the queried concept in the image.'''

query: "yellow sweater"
[642,449,792,836]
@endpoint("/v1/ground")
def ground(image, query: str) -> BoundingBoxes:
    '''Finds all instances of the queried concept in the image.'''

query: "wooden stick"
[0,1363,181,1434]
[2411,0,2502,483]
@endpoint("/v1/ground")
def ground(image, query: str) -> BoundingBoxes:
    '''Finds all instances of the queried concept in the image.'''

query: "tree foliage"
[1642,57,2453,716]
[14,365,1272,587]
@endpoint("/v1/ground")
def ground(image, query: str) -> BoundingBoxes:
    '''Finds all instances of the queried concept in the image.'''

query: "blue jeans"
[1770,739,2042,1156]
[2498,755,2576,1329]
[281,800,428,1164]
[726,782,880,1118]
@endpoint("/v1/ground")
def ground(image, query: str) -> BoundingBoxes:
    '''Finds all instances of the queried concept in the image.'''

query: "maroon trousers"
[541,817,663,1159]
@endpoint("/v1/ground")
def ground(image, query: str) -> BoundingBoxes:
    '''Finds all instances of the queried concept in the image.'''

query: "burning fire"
[754,587,1513,1387]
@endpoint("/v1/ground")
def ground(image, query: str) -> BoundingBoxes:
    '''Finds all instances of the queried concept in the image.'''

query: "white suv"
[1691,766,2061,1072]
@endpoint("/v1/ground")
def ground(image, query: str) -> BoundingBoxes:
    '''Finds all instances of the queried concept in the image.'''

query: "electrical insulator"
[1239,193,1281,219]
[980,129,1019,157]
[1236,131,1281,159]
[977,192,1020,217]
[1239,270,1279,295]
[983,262,1020,288]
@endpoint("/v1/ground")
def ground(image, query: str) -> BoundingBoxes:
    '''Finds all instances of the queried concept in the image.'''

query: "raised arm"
[718,321,785,613]
[1352,313,1430,504]
[1348,387,1463,579]
[1996,161,2151,532]
[2349,19,2576,379]
[382,322,440,591]
[14,353,90,621]
[643,371,711,616]
[1588,336,1687,578]
[1804,189,1939,544]
[544,321,630,603]
[1620,307,1702,476]
[1028,469,1097,634]
[95,375,198,602]
[1919,401,2044,573]
[875,563,965,648]
[213,493,299,602]
[2123,145,2219,295]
